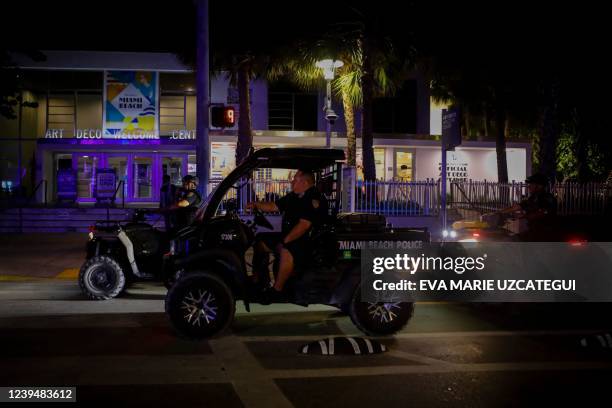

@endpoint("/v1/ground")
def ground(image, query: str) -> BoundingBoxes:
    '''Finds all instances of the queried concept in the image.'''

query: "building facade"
[0,51,530,205]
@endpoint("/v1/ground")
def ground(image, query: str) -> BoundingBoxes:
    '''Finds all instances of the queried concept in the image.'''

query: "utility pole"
[195,0,210,196]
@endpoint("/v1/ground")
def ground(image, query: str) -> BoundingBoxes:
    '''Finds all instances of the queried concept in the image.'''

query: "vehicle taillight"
[568,239,587,247]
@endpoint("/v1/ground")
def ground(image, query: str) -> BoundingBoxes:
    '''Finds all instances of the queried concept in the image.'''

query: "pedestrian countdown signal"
[211,106,235,128]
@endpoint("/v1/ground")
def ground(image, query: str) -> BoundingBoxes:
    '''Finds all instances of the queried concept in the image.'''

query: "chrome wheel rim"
[367,302,402,323]
[181,289,218,327]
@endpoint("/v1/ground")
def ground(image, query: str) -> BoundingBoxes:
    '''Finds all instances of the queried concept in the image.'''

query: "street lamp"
[316,59,343,148]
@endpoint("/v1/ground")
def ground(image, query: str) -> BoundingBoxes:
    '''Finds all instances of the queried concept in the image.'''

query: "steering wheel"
[252,206,274,230]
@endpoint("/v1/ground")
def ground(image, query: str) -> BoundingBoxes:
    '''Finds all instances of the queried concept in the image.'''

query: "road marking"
[55,268,79,279]
[0,275,49,282]
[266,361,612,379]
[237,329,607,343]
[0,269,78,282]
[385,349,455,366]
[209,335,293,408]
[6,351,612,387]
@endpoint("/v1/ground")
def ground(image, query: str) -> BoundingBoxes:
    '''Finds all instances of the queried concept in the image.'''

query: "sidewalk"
[0,233,85,279]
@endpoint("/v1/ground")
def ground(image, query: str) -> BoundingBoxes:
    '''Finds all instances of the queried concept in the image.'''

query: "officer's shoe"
[259,286,287,305]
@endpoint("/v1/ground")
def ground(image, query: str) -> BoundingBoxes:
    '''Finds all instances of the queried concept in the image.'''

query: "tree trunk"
[495,107,509,183]
[342,90,356,166]
[361,37,376,181]
[538,83,560,182]
[235,62,253,166]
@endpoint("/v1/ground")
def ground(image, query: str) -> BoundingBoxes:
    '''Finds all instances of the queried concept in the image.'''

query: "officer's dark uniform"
[175,189,202,228]
[256,186,327,272]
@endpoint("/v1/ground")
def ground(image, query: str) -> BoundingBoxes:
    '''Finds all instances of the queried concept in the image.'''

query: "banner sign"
[56,168,77,201]
[103,71,159,139]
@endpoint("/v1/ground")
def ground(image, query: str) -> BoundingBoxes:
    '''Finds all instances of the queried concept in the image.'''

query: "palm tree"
[270,33,409,177]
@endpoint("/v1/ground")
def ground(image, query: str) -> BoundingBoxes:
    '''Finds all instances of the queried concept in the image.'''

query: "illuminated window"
[211,142,236,179]
[356,148,385,180]
[394,150,413,181]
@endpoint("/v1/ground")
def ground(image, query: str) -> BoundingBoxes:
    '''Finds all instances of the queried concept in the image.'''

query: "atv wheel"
[79,255,126,300]
[165,272,235,339]
[163,269,184,289]
[349,284,414,336]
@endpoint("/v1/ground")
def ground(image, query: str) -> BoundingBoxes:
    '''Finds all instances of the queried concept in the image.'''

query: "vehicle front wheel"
[165,271,235,339]
[79,255,126,300]
[349,284,414,336]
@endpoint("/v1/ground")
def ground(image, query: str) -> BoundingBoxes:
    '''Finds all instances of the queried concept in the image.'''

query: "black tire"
[163,269,184,290]
[349,284,414,336]
[79,255,126,300]
[165,271,235,339]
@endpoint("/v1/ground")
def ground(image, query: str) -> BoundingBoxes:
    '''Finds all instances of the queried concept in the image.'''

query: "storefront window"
[395,150,413,181]
[188,155,196,176]
[211,142,235,179]
[162,156,183,185]
[356,148,385,180]
[133,156,153,199]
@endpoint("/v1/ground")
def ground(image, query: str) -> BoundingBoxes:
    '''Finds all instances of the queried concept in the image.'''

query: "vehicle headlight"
[88,232,94,240]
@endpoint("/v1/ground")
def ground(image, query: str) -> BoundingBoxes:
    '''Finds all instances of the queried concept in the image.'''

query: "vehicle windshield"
[193,181,222,222]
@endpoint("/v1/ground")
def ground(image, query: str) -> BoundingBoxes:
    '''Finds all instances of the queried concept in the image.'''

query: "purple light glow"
[39,138,195,146]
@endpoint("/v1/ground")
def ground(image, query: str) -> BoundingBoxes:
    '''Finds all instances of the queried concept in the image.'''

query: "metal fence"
[209,178,440,216]
[355,179,440,216]
[209,179,292,215]
[450,180,612,216]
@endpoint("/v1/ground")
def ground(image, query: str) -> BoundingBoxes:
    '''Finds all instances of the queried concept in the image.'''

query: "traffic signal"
[211,105,235,128]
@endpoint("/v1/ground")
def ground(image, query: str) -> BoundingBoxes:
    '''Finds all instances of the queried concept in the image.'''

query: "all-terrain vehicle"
[163,148,430,339]
[79,208,193,300]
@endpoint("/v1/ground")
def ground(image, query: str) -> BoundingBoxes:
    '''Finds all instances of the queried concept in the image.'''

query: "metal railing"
[355,179,440,216]
[209,179,292,215]
[449,180,612,216]
[207,178,440,216]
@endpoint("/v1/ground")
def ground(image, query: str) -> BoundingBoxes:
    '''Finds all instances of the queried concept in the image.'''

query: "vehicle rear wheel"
[165,271,235,339]
[79,255,126,300]
[349,284,414,336]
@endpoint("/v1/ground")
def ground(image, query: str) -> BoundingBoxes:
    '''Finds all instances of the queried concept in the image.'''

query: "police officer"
[173,175,202,229]
[498,173,557,240]
[247,169,327,301]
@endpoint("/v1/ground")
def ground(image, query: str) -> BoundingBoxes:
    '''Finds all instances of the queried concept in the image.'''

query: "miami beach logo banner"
[103,71,159,139]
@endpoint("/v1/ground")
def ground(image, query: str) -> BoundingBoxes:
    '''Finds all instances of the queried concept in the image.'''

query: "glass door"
[132,155,155,201]
[73,154,102,201]
[106,155,129,203]
[161,155,187,187]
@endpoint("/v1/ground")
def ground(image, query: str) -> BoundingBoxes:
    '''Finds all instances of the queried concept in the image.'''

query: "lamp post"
[315,59,343,148]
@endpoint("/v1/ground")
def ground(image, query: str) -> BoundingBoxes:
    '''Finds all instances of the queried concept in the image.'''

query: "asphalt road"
[2,278,612,408]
